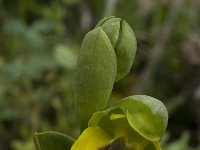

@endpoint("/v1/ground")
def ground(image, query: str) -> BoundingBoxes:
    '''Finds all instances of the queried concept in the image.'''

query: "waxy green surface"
[75,16,137,130]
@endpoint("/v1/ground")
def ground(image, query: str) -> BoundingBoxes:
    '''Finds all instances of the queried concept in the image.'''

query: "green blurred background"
[0,0,200,149]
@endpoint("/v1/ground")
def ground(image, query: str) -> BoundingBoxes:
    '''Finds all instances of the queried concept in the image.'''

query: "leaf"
[3,18,27,36]
[89,107,132,142]
[54,44,78,69]
[12,138,35,150]
[88,107,161,150]
[33,131,75,150]
[115,95,168,141]
[32,20,56,33]
[163,132,198,150]
[88,95,167,149]
[88,106,119,127]
[71,127,112,150]
[75,27,117,130]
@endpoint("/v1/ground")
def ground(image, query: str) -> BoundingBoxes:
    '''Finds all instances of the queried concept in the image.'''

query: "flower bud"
[96,16,137,81]
[75,16,137,130]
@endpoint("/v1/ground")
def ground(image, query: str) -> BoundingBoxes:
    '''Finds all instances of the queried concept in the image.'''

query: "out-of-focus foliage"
[0,0,199,150]
[162,132,200,150]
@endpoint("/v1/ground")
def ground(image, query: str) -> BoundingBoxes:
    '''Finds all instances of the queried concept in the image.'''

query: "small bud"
[96,16,137,81]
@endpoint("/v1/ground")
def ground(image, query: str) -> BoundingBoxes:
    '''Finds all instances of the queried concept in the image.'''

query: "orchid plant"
[33,16,168,150]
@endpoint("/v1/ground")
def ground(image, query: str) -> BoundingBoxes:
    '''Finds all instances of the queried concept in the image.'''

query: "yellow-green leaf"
[88,95,168,150]
[71,127,112,150]
[115,95,168,141]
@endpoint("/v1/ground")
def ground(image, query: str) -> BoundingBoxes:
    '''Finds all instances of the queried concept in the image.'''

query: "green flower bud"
[96,16,137,81]
[75,16,137,130]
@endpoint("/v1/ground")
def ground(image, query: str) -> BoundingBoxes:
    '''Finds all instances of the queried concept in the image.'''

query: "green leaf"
[75,27,117,130]
[88,106,118,127]
[33,131,75,150]
[163,132,198,150]
[54,44,77,69]
[115,95,168,141]
[88,95,167,149]
[3,19,27,36]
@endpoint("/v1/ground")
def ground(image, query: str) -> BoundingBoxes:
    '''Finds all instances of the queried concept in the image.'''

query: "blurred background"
[0,0,200,149]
